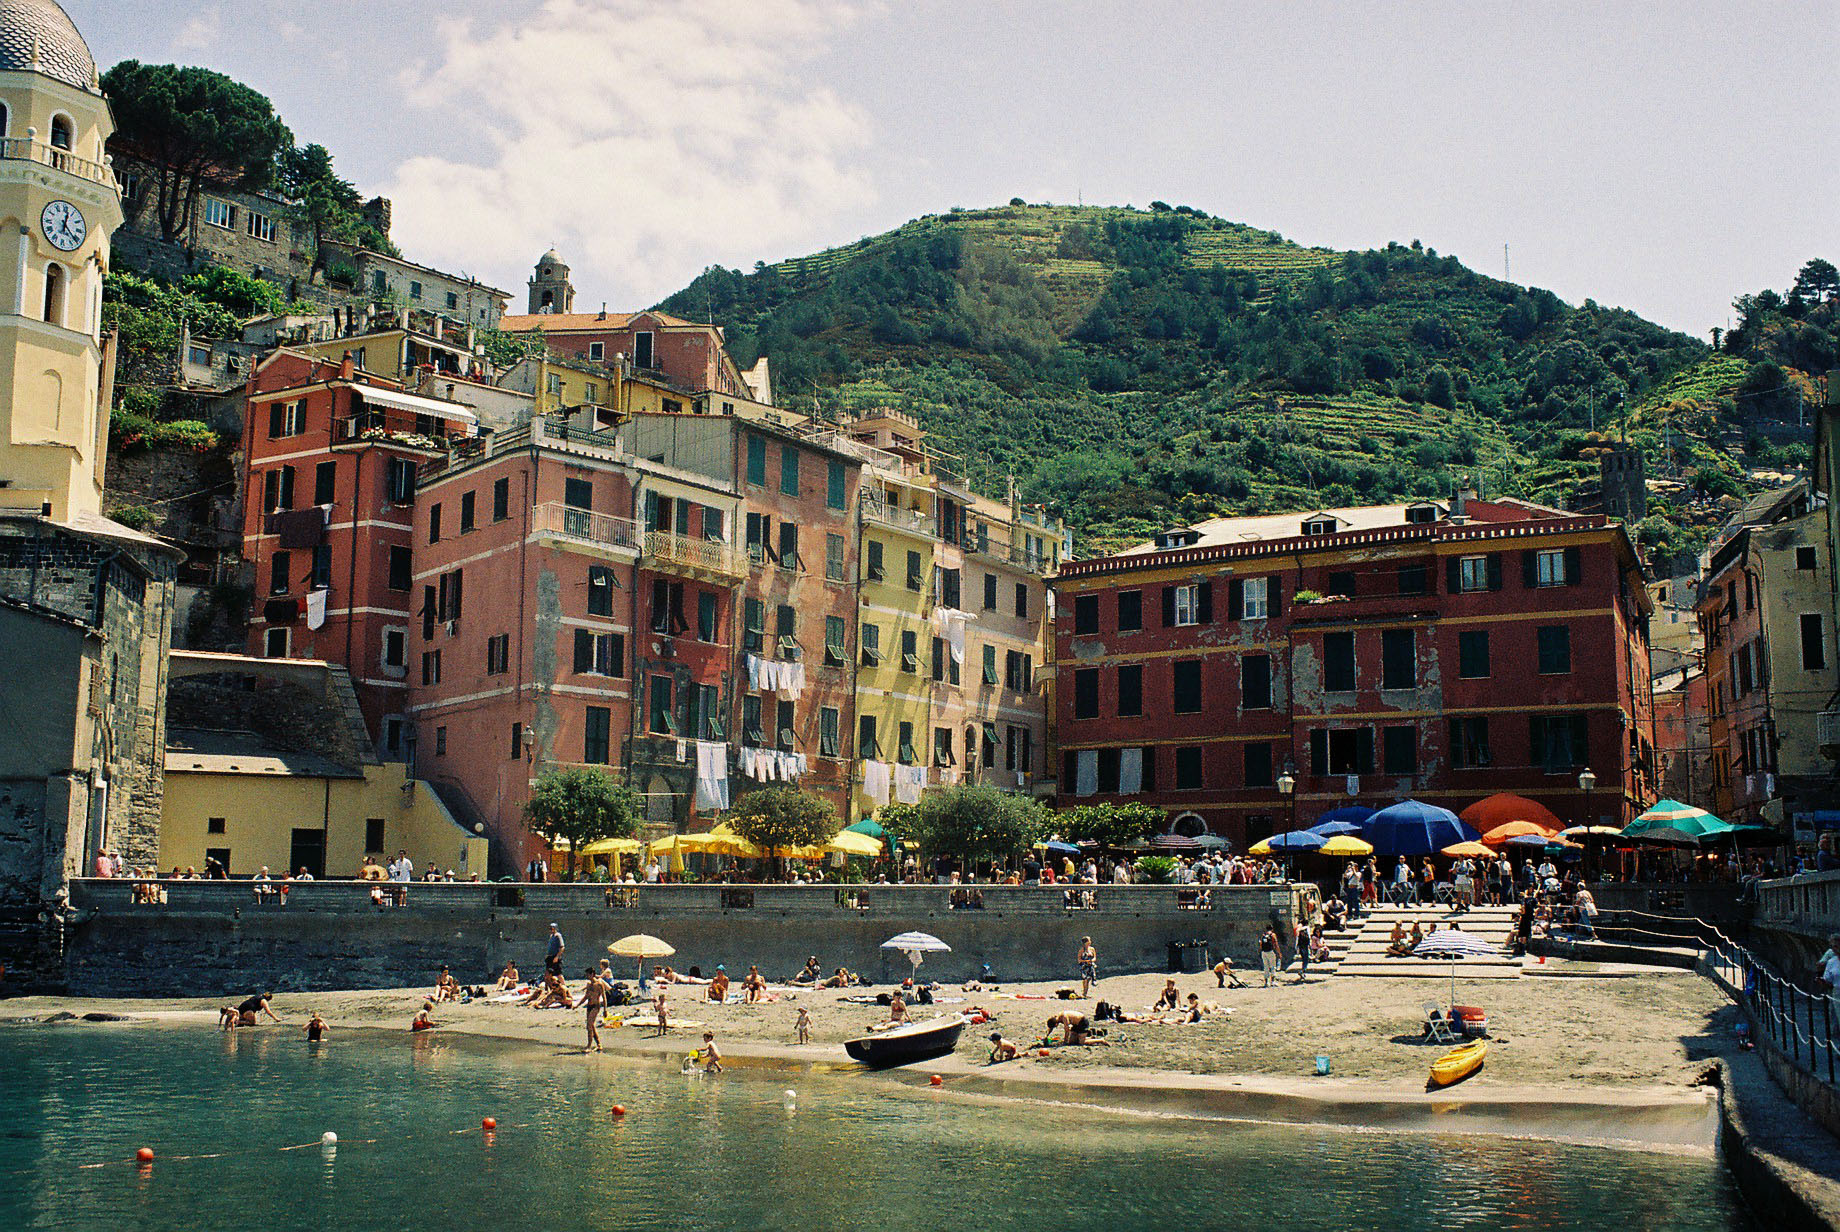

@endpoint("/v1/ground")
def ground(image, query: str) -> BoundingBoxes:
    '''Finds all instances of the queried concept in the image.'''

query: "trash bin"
[1167,940,1208,973]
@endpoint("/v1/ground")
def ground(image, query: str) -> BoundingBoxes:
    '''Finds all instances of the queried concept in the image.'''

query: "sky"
[67,0,1840,336]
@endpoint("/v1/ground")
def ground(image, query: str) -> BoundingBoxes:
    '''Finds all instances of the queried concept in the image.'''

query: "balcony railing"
[534,502,641,554]
[0,137,114,188]
[644,529,745,580]
[333,415,450,452]
[862,495,935,538]
[1819,708,1840,759]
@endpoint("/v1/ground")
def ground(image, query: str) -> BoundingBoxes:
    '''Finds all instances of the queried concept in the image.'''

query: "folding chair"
[1421,1000,1459,1044]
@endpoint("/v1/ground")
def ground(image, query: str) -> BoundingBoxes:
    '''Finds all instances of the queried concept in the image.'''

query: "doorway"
[289,828,326,879]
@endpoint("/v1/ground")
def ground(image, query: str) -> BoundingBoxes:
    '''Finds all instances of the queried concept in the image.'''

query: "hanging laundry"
[894,763,928,805]
[305,587,328,631]
[780,661,805,701]
[694,740,730,812]
[675,738,688,763]
[937,608,968,664]
[861,759,892,804]
[746,654,762,691]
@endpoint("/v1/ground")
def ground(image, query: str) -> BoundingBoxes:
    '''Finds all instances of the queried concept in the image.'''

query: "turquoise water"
[0,1025,1751,1232]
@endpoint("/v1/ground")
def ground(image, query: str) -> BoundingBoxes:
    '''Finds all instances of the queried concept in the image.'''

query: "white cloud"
[170,9,223,55]
[383,0,876,309]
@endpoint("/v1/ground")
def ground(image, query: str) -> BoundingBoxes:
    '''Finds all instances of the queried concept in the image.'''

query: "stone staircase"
[1301,905,1526,980]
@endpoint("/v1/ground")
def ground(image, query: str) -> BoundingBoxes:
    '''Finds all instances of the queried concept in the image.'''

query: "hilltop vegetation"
[664,203,1822,557]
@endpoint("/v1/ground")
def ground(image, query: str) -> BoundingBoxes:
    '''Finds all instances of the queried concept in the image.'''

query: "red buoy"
[1037,1048,1051,1058]
[611,1104,627,1117]
[929,1074,943,1086]
[481,1117,497,1131]
[135,1148,154,1163]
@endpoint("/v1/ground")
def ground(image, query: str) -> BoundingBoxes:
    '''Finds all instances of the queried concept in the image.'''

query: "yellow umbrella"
[1247,837,1276,857]
[826,829,884,858]
[580,837,643,857]
[607,933,676,985]
[1440,840,1495,859]
[1318,836,1373,857]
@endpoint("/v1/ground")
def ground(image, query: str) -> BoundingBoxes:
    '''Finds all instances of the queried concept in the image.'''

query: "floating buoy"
[611,1105,626,1117]
[929,1074,943,1086]
[783,1089,797,1101]
[135,1148,154,1163]
[481,1117,497,1131]
[322,1131,338,1146]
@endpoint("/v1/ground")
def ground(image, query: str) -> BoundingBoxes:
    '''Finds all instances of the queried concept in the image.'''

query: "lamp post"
[1277,771,1296,880]
[1578,767,1597,880]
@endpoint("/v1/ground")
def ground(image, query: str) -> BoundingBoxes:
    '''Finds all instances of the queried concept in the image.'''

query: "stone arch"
[1170,811,1207,838]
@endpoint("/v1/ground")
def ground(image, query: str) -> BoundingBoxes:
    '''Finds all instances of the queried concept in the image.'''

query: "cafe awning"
[353,384,477,423]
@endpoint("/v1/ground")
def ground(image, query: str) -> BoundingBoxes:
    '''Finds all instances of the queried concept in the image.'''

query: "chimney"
[597,302,607,321]
[340,353,356,381]
[1451,481,1474,522]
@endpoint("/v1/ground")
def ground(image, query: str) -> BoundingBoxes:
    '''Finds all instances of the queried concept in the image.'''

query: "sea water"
[0,1025,1752,1231]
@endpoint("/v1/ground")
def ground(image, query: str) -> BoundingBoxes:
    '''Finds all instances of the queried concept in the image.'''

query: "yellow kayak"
[1428,1040,1487,1088]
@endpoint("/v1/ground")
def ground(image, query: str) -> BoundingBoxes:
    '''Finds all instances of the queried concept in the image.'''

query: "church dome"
[539,249,565,267]
[0,0,96,91]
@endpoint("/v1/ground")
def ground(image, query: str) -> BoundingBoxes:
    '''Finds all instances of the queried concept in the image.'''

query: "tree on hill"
[525,766,643,879]
[278,143,395,260]
[101,62,292,242]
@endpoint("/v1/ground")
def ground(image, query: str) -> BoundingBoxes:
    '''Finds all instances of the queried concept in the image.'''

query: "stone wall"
[58,880,1301,996]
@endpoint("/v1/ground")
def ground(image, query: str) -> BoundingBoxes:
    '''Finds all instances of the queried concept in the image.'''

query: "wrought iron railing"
[534,502,641,552]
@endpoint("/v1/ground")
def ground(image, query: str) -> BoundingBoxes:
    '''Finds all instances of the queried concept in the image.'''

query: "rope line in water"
[62,1120,538,1171]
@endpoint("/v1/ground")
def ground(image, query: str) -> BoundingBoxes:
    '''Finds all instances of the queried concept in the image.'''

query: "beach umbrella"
[1624,800,1725,841]
[1439,841,1494,859]
[827,829,884,858]
[1038,840,1082,858]
[1459,793,1563,836]
[1558,826,1622,839]
[1314,805,1377,831]
[1413,928,1503,1010]
[1480,820,1556,848]
[1309,820,1366,838]
[608,933,675,985]
[1249,830,1327,856]
[1365,800,1478,858]
[881,930,950,981]
[1318,836,1374,857]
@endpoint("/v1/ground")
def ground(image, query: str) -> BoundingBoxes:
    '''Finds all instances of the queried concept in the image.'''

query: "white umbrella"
[608,934,675,986]
[1413,929,1502,1012]
[881,930,950,981]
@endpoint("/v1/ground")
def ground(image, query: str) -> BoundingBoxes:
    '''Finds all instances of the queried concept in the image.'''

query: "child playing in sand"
[411,1004,436,1032]
[795,1006,811,1045]
[700,1031,723,1072]
[987,1031,1019,1063]
[651,989,670,1037]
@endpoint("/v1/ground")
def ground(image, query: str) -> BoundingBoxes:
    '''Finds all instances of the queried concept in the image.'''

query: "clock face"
[41,200,86,252]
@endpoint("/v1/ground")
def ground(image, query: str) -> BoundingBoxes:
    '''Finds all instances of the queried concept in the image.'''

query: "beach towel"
[621,1016,704,1029]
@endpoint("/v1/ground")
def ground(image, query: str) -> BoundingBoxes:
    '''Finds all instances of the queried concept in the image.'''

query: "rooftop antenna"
[1503,243,1510,283]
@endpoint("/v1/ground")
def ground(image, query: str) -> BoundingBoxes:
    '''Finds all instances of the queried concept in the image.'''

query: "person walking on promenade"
[1077,936,1098,998]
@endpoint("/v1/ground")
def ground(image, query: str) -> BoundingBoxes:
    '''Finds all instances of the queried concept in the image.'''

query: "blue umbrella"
[1310,820,1365,838]
[1314,805,1376,832]
[1365,800,1478,858]
[1039,840,1081,858]
[1262,830,1328,853]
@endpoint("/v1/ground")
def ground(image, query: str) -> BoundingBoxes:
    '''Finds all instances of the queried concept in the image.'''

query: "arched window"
[0,101,9,139]
[540,289,554,309]
[42,263,65,325]
[1171,811,1208,838]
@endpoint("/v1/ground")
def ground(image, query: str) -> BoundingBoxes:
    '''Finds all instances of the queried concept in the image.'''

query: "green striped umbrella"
[1623,800,1726,840]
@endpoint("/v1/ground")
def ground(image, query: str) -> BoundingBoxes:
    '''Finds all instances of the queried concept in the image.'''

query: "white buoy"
[322,1132,338,1145]
[783,1089,797,1101]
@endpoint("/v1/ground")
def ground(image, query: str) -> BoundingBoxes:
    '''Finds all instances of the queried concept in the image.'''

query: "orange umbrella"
[1460,793,1563,835]
[1480,819,1557,847]
[1439,840,1495,858]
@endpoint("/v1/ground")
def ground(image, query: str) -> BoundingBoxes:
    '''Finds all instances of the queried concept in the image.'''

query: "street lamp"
[1277,771,1296,879]
[1578,767,1597,880]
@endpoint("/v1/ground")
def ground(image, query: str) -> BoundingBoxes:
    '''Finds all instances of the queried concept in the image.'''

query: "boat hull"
[1428,1040,1488,1087]
[843,1015,967,1068]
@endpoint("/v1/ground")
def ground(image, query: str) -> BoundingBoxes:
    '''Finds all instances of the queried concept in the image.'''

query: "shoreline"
[6,984,1722,1152]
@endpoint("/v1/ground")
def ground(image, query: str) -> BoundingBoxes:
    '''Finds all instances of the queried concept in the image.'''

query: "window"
[1457,630,1490,679]
[313,460,337,506]
[492,477,510,522]
[780,444,800,496]
[189,345,211,367]
[386,458,416,504]
[1309,727,1373,776]
[1802,614,1827,671]
[1118,590,1142,630]
[983,573,998,611]
[1117,664,1143,716]
[746,512,773,564]
[691,684,722,740]
[651,579,687,635]
[934,726,955,767]
[1243,742,1272,788]
[860,622,881,666]
[825,616,847,666]
[1241,578,1269,619]
[310,545,332,588]
[1241,654,1271,709]
[40,261,64,326]
[428,503,442,544]
[1172,660,1202,713]
[777,522,799,569]
[901,630,919,673]
[982,644,998,685]
[572,629,624,677]
[268,401,304,438]
[263,465,296,512]
[742,696,763,747]
[382,717,403,755]
[702,506,726,542]
[372,270,387,294]
[777,604,798,658]
[649,676,676,735]
[246,211,274,242]
[1797,546,1818,571]
[867,541,886,582]
[365,818,386,850]
[826,533,846,582]
[383,628,406,670]
[434,726,447,756]
[203,198,234,229]
[446,291,459,310]
[1073,595,1100,635]
[859,714,880,760]
[777,700,797,752]
[897,721,917,766]
[1381,629,1415,690]
[485,634,510,674]
[1175,746,1204,790]
[1168,582,1208,626]
[1015,582,1029,618]
[940,567,961,609]
[827,460,846,510]
[1303,517,1338,536]
[820,707,841,757]
[698,591,719,643]
[634,331,655,368]
[1326,571,1356,598]
[589,342,605,362]
[420,649,442,685]
[746,435,766,484]
[269,549,291,594]
[1456,554,1498,593]
[1382,725,1417,775]
[1397,564,1428,596]
[587,565,616,616]
[1536,626,1572,674]
[1530,714,1587,772]
[459,491,476,533]
[264,626,288,658]
[1073,668,1100,719]
[1003,650,1034,692]
[1531,548,1572,587]
[584,707,611,764]
[908,551,925,592]
[1323,632,1355,692]
[409,281,424,301]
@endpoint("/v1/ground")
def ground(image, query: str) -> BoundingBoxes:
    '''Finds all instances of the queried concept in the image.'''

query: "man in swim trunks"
[1046,1012,1106,1046]
[581,966,607,1053]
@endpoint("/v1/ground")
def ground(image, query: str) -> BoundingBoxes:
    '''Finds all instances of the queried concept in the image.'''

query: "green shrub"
[1134,855,1177,884]
[110,504,158,531]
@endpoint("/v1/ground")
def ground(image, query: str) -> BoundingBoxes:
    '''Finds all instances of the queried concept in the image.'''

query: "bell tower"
[528,248,574,315]
[0,0,123,524]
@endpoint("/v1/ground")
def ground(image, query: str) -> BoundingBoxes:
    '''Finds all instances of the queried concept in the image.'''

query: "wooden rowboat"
[843,1014,967,1068]
[1428,1039,1488,1088]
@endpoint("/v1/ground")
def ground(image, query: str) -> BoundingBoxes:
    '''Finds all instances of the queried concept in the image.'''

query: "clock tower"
[0,0,123,523]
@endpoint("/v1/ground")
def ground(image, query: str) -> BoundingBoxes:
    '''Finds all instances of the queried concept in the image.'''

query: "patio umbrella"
[827,829,884,858]
[1721,825,1788,848]
[1319,836,1374,857]
[1191,835,1233,851]
[1440,840,1494,859]
[1481,820,1556,848]
[1315,805,1377,831]
[1558,826,1622,839]
[844,819,887,839]
[1366,800,1479,858]
[1249,830,1327,856]
[1624,825,1712,846]
[1038,840,1082,858]
[881,930,950,981]
[1625,800,1725,840]
[1413,928,1504,1009]
[1309,820,1366,838]
[1502,831,1567,849]
[608,933,675,985]
[1459,793,1563,836]
[1150,834,1203,851]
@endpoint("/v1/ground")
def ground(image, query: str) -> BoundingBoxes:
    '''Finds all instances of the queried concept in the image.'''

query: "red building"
[1051,495,1656,847]
[240,350,478,745]
[497,308,766,406]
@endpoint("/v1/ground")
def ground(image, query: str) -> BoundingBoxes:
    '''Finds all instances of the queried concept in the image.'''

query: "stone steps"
[1319,905,1525,980]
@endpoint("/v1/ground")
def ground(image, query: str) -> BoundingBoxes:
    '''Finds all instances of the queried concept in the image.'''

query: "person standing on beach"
[1077,936,1097,998]
[1259,927,1280,986]
[582,966,607,1052]
[545,923,565,975]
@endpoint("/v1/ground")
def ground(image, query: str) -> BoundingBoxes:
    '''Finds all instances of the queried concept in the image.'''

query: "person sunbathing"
[1152,979,1180,1011]
[987,1031,1020,1063]
[872,994,909,1031]
[789,956,823,986]
[707,969,731,1002]
[432,967,461,1002]
[1385,922,1411,956]
[495,961,520,991]
[523,972,575,1009]
[822,967,857,988]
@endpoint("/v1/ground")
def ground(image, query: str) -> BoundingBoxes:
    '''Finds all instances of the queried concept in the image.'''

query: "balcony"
[333,414,450,452]
[862,494,935,539]
[0,137,114,188]
[644,529,745,582]
[533,502,641,558]
[1819,708,1840,759]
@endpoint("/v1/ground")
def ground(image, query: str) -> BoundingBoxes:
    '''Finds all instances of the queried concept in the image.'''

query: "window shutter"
[1446,559,1461,593]
[1356,727,1375,775]
[1309,729,1328,776]
[1161,586,1177,627]
[1486,554,1503,591]
[1197,581,1213,623]
[1227,579,1244,621]
[574,629,593,673]
[1529,716,1546,768]
[422,585,437,639]
[1269,584,1281,617]
[1569,714,1589,766]
[1564,546,1582,586]
[1447,717,1463,765]
[1522,549,1538,589]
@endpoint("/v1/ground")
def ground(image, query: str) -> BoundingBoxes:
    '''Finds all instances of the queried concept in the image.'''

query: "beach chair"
[1421,1000,1459,1044]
